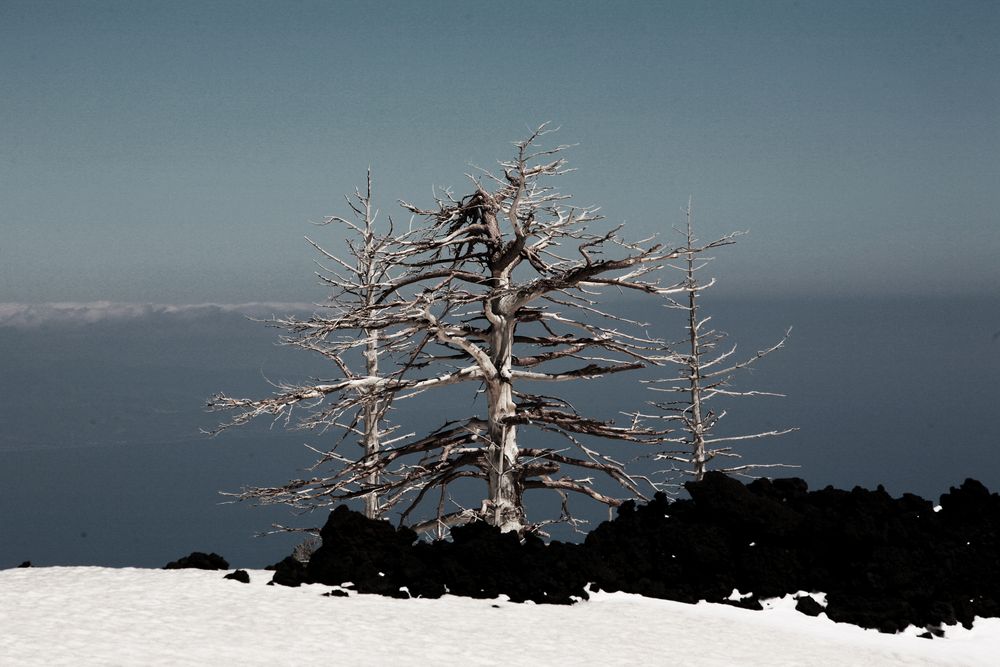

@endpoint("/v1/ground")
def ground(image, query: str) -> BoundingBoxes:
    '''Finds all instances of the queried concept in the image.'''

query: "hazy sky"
[2,0,997,303]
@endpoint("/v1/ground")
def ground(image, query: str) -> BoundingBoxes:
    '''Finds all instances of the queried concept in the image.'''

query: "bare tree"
[644,200,796,483]
[210,127,718,533]
[213,171,408,520]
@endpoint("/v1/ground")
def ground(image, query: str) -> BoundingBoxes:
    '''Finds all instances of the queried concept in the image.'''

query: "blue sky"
[2,0,997,303]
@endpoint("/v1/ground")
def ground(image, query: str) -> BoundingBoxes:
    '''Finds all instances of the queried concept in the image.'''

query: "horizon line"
[0,301,320,328]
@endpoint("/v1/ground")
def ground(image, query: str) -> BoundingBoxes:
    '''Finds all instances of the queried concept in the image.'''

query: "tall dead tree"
[210,127,715,533]
[219,171,409,519]
[645,200,796,482]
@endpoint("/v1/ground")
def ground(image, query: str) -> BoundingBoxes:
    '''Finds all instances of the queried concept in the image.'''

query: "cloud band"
[0,302,317,328]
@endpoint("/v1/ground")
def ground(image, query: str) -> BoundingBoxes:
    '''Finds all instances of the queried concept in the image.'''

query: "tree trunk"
[362,326,380,519]
[485,317,523,531]
[688,283,707,481]
[685,206,707,482]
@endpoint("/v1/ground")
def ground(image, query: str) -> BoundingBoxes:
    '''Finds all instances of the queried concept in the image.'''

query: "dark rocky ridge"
[270,472,1000,634]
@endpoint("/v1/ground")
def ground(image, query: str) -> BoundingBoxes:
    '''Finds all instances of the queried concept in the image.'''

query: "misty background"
[1,1,997,567]
[2,295,998,568]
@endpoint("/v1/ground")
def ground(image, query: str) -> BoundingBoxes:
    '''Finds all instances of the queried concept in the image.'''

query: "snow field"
[2,567,999,666]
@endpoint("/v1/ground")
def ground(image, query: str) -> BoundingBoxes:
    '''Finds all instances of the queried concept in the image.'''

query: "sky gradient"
[2,0,998,303]
[2,2,999,566]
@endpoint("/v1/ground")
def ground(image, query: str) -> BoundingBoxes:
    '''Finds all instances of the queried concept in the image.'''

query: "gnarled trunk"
[485,315,523,531]
[485,376,522,531]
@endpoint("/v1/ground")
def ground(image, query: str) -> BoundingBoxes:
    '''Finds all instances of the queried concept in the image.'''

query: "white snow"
[727,588,754,601]
[2,567,999,666]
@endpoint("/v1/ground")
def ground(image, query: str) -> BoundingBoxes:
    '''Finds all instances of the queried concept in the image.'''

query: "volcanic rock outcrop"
[272,473,1000,633]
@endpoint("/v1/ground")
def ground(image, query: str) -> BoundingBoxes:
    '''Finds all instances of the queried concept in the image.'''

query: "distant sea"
[1,295,998,567]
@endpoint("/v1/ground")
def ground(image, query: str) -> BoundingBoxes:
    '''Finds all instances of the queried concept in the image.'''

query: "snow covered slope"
[2,567,998,666]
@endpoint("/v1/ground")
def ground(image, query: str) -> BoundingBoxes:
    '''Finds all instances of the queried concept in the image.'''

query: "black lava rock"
[264,472,1000,634]
[270,556,309,587]
[224,569,251,583]
[795,595,825,617]
[164,552,229,570]
[323,589,350,597]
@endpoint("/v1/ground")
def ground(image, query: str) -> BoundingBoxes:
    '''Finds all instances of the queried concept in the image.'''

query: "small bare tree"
[213,171,409,520]
[645,200,796,483]
[210,127,723,533]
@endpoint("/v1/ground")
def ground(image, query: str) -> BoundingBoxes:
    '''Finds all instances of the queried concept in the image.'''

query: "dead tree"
[215,171,408,519]
[644,200,796,483]
[210,126,715,533]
